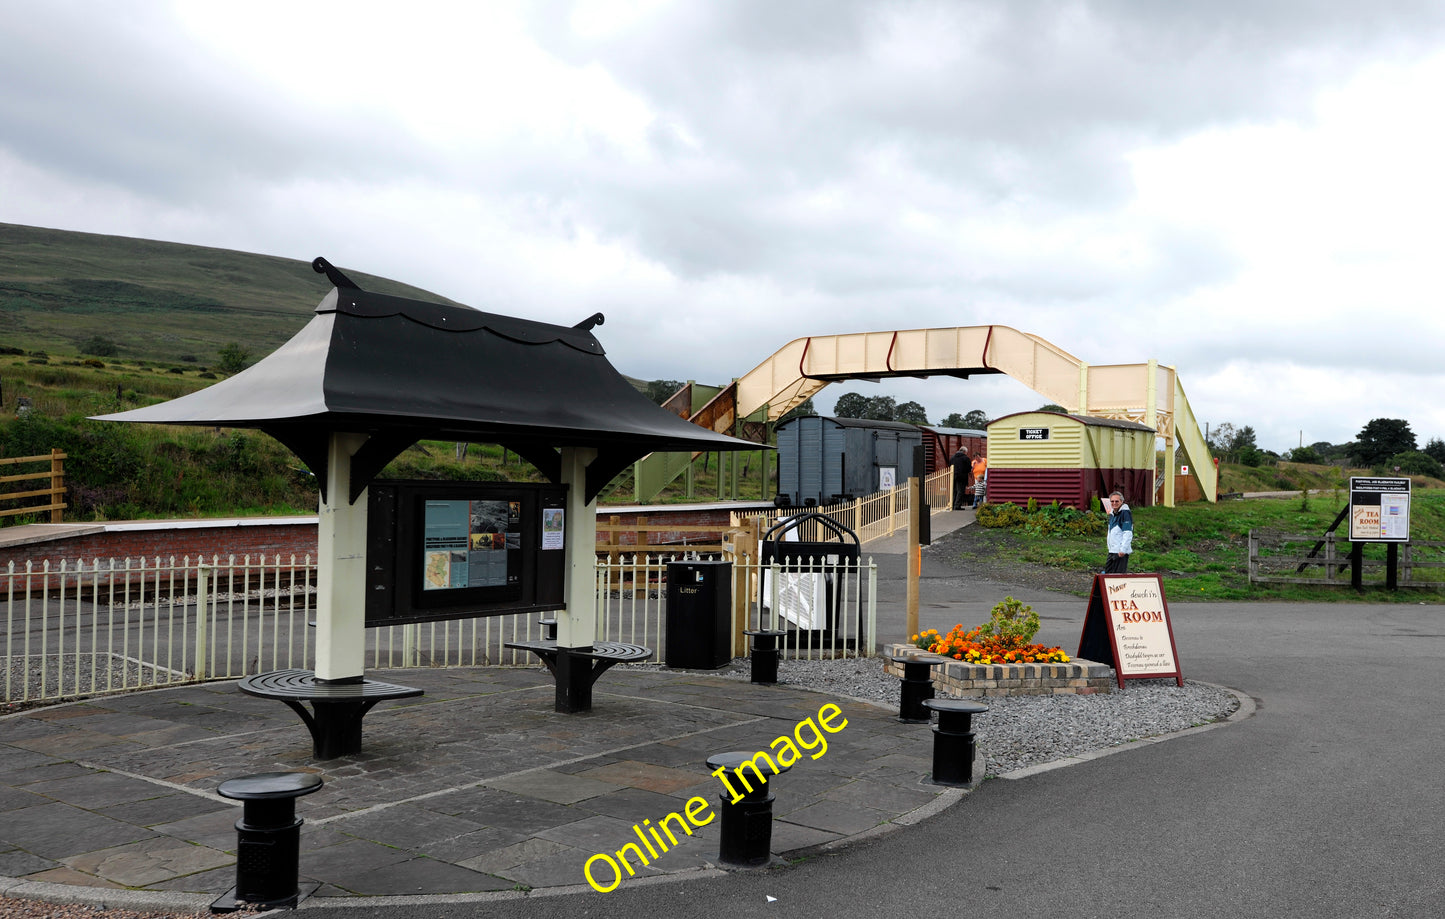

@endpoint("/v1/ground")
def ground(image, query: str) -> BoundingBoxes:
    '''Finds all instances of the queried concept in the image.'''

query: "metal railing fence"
[737,468,954,543]
[4,551,877,704]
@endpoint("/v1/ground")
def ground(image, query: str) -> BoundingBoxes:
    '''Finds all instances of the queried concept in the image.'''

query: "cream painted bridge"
[636,324,1216,507]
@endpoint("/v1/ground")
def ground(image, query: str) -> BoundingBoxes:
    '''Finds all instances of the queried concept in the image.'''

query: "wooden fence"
[1248,530,1445,588]
[0,450,66,523]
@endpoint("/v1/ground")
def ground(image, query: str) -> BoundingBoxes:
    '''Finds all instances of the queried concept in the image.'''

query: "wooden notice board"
[1077,574,1183,689]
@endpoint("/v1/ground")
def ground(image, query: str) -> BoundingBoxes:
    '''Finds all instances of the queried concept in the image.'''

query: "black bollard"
[892,653,936,723]
[539,617,558,641]
[211,771,323,913]
[921,698,988,786]
[744,629,787,684]
[706,751,794,866]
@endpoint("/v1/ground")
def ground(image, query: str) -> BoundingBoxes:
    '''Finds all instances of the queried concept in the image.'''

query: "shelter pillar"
[315,432,369,682]
[558,447,599,649]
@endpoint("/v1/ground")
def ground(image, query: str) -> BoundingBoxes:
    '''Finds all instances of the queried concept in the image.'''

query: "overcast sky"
[4,0,1445,453]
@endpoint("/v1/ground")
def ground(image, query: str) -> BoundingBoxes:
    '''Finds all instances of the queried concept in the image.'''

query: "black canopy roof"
[96,259,757,502]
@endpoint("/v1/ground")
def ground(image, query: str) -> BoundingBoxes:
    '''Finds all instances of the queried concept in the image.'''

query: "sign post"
[1078,574,1183,689]
[1348,477,1411,589]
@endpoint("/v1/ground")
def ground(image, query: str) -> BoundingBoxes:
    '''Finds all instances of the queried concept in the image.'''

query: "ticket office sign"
[1349,477,1411,543]
[1078,574,1183,689]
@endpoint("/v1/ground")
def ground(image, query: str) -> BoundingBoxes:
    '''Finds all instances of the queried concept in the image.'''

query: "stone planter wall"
[882,642,1114,697]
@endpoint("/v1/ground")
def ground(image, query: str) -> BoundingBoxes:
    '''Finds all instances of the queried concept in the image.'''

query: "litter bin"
[666,560,732,669]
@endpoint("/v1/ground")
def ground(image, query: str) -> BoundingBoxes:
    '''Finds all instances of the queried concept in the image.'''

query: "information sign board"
[1349,477,1411,542]
[1077,574,1183,689]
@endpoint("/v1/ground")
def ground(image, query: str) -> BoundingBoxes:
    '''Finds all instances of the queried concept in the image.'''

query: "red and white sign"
[1078,574,1183,688]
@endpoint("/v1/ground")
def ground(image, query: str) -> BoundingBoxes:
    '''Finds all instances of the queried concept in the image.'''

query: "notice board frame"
[1077,573,1183,689]
[1348,476,1411,543]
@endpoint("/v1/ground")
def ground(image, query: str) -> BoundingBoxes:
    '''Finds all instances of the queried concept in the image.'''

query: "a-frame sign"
[1078,574,1183,689]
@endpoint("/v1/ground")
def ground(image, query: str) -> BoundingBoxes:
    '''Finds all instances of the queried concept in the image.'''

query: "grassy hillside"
[970,486,1445,600]
[0,222,462,365]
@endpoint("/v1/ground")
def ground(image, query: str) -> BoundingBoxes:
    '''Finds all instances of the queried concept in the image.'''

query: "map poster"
[1078,574,1183,689]
[1349,477,1411,543]
[422,499,520,590]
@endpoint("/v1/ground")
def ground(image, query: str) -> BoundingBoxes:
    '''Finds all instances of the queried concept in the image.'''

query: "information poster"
[1078,574,1183,688]
[1349,477,1411,542]
[541,508,565,550]
[422,499,521,590]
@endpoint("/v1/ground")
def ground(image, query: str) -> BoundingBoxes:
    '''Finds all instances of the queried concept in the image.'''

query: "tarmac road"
[288,519,1445,919]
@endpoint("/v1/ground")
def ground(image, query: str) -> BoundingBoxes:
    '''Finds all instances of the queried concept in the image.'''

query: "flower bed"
[883,643,1115,697]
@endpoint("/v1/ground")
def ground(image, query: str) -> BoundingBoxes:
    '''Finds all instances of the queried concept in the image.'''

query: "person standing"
[950,450,971,509]
[1105,490,1133,573]
[971,453,987,508]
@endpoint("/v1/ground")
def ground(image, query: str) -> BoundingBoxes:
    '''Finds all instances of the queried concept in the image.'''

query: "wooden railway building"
[984,412,1156,509]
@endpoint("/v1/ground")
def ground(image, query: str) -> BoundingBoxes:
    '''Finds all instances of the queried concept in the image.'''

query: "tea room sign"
[1078,574,1183,689]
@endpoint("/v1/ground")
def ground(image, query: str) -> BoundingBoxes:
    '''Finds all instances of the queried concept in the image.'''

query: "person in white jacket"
[1105,490,1133,574]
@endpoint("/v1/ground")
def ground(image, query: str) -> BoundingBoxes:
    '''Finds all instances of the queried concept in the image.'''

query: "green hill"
[0,222,462,364]
[0,223,764,521]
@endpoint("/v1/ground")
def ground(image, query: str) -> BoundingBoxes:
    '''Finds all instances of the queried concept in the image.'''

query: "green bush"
[976,502,1026,528]
[977,596,1041,644]
[974,498,1104,537]
[1386,451,1445,479]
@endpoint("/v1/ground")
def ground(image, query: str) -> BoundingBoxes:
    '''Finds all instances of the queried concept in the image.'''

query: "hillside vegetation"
[0,222,461,364]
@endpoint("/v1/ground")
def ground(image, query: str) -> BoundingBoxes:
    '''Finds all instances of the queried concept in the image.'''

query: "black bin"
[665,560,732,669]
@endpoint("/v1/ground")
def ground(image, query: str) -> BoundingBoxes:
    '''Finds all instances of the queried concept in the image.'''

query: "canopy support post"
[557,447,599,650]
[315,432,369,682]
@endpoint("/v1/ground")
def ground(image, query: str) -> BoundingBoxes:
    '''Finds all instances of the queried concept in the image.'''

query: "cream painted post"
[194,563,210,680]
[1145,359,1171,508]
[315,432,369,681]
[557,447,599,649]
[1077,361,1089,414]
[906,476,921,639]
[1163,376,1182,508]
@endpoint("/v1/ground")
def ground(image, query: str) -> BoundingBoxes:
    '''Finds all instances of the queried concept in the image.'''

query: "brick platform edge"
[882,643,1116,696]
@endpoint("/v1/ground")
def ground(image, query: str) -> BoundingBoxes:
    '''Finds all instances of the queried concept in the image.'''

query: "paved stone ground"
[0,666,955,900]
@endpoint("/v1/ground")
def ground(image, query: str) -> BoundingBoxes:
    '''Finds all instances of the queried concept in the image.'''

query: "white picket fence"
[3,552,876,704]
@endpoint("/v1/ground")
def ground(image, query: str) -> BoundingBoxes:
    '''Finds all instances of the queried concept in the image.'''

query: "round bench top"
[891,652,936,665]
[922,698,990,716]
[218,771,324,801]
[706,751,795,775]
[744,629,788,637]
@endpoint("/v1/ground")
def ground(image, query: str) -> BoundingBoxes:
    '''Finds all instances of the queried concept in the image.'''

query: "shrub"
[1386,451,1445,479]
[80,335,119,358]
[975,502,1026,528]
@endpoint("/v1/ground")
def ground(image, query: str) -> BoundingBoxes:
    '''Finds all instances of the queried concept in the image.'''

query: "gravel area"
[720,656,1240,776]
[0,902,258,919]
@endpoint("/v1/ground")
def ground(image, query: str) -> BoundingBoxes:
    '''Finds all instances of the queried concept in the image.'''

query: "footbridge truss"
[634,325,1216,507]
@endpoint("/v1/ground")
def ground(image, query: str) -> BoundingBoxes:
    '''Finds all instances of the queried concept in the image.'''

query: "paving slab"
[0,664,953,905]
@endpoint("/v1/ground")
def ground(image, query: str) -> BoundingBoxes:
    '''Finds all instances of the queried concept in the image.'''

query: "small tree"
[216,342,252,375]
[1424,437,1445,466]
[833,392,869,419]
[1353,418,1416,467]
[894,401,929,425]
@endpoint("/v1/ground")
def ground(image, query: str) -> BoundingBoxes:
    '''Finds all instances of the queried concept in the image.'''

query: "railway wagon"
[775,416,923,506]
[917,425,987,475]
